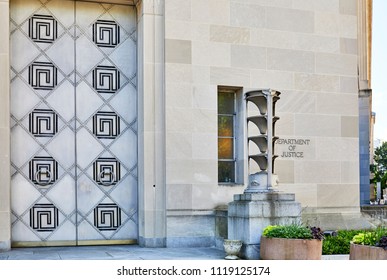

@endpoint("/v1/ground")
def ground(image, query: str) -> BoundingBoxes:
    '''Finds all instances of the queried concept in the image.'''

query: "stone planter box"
[349,243,387,260]
[260,236,322,260]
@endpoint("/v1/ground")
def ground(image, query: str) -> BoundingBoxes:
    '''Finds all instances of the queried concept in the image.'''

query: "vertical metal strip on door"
[10,0,138,246]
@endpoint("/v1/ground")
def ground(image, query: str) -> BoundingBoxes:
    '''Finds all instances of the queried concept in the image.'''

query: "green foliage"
[371,142,387,192]
[322,236,349,255]
[352,227,387,246]
[322,227,387,255]
[322,230,363,255]
[352,232,377,246]
[374,142,387,172]
[264,226,387,254]
[262,225,280,236]
[262,224,314,240]
[374,226,387,242]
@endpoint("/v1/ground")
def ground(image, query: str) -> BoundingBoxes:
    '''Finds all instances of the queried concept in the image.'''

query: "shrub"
[322,230,363,255]
[323,235,350,255]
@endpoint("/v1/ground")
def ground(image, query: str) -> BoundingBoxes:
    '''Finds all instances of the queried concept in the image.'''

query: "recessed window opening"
[218,89,237,183]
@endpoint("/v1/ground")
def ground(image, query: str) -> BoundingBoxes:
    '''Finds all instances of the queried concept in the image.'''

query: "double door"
[10,0,138,246]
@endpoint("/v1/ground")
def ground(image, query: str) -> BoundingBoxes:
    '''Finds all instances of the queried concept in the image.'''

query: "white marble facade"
[0,0,371,250]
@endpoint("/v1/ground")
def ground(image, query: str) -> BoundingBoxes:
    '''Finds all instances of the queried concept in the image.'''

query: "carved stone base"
[228,192,301,260]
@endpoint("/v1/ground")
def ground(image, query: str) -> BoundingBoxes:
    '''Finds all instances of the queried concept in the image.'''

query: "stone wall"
[164,0,361,246]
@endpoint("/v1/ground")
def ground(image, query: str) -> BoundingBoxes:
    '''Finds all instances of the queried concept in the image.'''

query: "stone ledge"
[233,192,296,202]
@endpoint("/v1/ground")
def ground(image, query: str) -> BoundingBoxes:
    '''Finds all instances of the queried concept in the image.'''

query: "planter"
[349,243,387,260]
[223,239,243,260]
[260,236,322,260]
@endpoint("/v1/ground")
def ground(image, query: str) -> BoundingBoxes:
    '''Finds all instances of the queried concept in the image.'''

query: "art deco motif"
[29,157,58,186]
[29,109,58,137]
[92,66,120,94]
[92,20,120,48]
[29,14,58,43]
[94,203,122,231]
[93,158,121,186]
[28,62,58,90]
[30,204,59,232]
[93,111,120,139]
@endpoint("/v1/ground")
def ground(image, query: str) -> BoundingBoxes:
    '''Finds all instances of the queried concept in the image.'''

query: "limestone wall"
[164,0,361,243]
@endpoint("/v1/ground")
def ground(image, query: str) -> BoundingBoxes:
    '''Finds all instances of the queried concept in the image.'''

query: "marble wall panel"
[317,184,359,208]
[165,39,192,64]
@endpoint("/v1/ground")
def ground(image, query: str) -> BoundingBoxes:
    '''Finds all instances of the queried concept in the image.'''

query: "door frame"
[0,0,167,251]
[9,0,140,247]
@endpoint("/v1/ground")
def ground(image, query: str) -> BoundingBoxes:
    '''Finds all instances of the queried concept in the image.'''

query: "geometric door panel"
[10,0,138,246]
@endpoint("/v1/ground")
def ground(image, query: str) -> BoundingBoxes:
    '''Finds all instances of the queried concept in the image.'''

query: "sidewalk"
[0,245,349,260]
[0,245,226,260]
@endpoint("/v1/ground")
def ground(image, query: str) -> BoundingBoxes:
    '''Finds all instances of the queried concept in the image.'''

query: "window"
[218,91,235,183]
[218,87,244,184]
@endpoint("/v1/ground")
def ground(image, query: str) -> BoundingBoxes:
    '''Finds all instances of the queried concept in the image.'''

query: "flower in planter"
[262,224,324,240]
[260,224,324,260]
[351,228,387,249]
[310,226,325,240]
[376,236,387,250]
[351,232,377,246]
[349,227,387,260]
